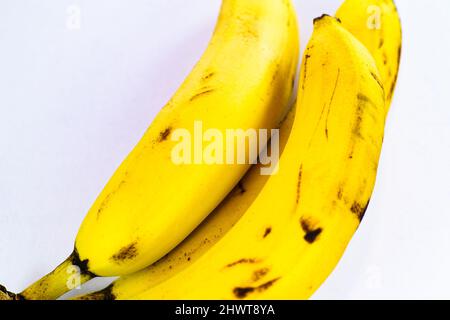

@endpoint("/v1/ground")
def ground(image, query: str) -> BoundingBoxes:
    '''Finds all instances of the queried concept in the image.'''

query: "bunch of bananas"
[0,0,401,300]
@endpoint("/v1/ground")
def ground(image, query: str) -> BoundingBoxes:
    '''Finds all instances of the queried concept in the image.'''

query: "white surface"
[0,0,449,299]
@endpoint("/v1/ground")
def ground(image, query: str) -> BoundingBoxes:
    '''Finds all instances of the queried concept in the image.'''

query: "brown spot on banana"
[302,54,311,90]
[351,200,371,222]
[263,227,272,238]
[226,258,261,268]
[337,186,344,200]
[357,93,374,105]
[252,268,270,282]
[111,242,139,263]
[201,72,215,82]
[296,165,303,204]
[233,278,280,299]
[158,127,172,142]
[300,218,323,244]
[352,104,364,139]
[190,88,215,102]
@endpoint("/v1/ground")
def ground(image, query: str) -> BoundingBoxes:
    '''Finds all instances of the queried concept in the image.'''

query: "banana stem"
[19,251,95,300]
[0,285,21,300]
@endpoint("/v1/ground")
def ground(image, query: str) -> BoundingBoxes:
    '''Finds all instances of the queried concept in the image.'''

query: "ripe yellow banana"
[74,108,296,300]
[129,15,386,300]
[0,0,299,300]
[73,0,402,301]
[336,0,402,108]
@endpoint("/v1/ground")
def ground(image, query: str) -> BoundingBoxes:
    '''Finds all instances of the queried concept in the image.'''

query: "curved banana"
[72,0,402,301]
[74,108,296,300]
[130,15,386,300]
[0,0,299,300]
[336,0,402,108]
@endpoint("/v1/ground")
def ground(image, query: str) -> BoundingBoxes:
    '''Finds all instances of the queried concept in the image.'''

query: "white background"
[0,0,449,299]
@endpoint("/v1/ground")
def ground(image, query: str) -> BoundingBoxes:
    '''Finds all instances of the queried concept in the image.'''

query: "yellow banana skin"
[336,0,402,108]
[130,15,386,300]
[74,0,402,301]
[3,0,299,300]
[71,0,401,300]
[74,107,296,300]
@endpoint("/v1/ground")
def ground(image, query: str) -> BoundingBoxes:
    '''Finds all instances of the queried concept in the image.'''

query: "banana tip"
[313,14,341,26]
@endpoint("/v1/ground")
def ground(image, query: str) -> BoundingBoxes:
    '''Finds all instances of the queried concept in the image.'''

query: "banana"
[336,0,402,108]
[74,108,296,300]
[0,0,299,300]
[74,0,402,301]
[128,15,386,300]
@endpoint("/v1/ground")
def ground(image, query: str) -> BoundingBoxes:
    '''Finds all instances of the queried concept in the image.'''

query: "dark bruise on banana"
[233,278,281,299]
[111,241,139,263]
[224,258,278,299]
[158,127,172,142]
[300,218,323,244]
[263,227,272,238]
[351,200,371,222]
